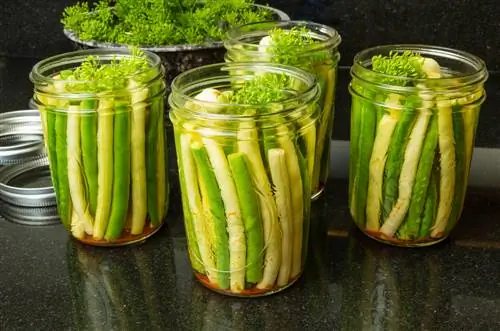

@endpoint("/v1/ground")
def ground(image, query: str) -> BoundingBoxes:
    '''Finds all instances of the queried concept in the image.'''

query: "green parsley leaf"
[265,26,329,70]
[61,47,152,93]
[61,0,273,46]
[371,50,427,86]
[231,73,290,106]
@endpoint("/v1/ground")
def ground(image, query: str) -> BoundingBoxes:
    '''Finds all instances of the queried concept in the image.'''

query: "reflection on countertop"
[1,178,499,330]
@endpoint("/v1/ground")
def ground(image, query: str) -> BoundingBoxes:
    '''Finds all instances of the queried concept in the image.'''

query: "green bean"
[67,104,94,235]
[430,101,456,238]
[275,126,304,280]
[45,108,64,225]
[191,142,230,290]
[462,103,480,184]
[181,178,205,275]
[350,95,377,227]
[155,103,168,224]
[55,109,71,227]
[348,97,361,217]
[228,152,264,284]
[365,94,400,232]
[179,132,215,281]
[403,114,439,239]
[312,66,335,193]
[93,98,114,239]
[447,106,466,232]
[297,147,311,267]
[201,137,245,293]
[80,99,98,217]
[128,81,148,234]
[146,98,160,225]
[380,110,431,237]
[237,118,281,289]
[268,148,293,287]
[381,100,417,220]
[105,103,131,240]
[419,171,438,239]
[69,205,82,239]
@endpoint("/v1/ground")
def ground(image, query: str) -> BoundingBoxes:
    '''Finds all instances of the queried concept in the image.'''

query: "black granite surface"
[1,0,500,71]
[1,54,500,330]
[1,177,499,330]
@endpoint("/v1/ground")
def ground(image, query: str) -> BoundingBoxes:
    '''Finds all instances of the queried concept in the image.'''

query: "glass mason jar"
[30,49,169,246]
[224,21,341,200]
[169,62,320,296]
[349,45,488,247]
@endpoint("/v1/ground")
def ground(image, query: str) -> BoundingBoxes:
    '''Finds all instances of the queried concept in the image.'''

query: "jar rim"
[351,44,488,88]
[169,62,320,122]
[29,48,162,88]
[224,20,341,55]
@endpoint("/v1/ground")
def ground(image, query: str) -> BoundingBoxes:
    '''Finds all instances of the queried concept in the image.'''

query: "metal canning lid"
[0,110,57,225]
[0,110,46,164]
[0,202,59,226]
[0,109,42,129]
[0,158,56,208]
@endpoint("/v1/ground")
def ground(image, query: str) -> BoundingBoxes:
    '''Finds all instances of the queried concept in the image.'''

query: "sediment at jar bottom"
[176,119,312,295]
[194,271,303,297]
[39,97,168,245]
[76,223,163,246]
[349,92,481,246]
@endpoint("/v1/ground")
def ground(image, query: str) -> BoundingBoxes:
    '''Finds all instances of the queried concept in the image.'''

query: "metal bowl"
[63,4,290,85]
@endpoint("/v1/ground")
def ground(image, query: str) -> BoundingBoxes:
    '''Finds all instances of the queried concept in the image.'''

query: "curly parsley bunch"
[62,0,273,46]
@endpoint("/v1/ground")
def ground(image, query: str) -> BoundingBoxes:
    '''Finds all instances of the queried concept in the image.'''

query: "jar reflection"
[341,231,447,330]
[66,239,173,330]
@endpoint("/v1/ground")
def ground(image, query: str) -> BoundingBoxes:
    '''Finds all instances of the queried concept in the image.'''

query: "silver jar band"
[0,202,60,226]
[0,110,46,164]
[0,110,58,225]
[0,158,57,207]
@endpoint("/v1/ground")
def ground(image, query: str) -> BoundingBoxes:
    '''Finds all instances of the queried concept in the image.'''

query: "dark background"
[0,0,499,71]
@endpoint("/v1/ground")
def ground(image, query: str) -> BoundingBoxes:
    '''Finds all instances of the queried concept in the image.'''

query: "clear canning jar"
[30,49,169,246]
[349,44,488,247]
[224,21,341,200]
[169,62,320,296]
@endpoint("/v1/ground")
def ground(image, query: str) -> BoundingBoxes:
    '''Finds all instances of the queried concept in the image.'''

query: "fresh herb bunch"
[231,73,290,106]
[371,51,426,86]
[265,26,329,69]
[60,49,151,92]
[62,0,273,46]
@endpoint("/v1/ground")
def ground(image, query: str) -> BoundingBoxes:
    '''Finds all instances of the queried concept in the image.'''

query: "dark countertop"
[1,56,500,330]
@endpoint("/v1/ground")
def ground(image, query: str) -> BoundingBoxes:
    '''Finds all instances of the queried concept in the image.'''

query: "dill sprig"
[371,50,426,85]
[62,0,273,46]
[231,73,290,106]
[265,26,328,69]
[59,48,151,92]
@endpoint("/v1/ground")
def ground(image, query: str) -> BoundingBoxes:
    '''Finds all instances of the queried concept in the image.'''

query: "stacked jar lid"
[0,110,59,225]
